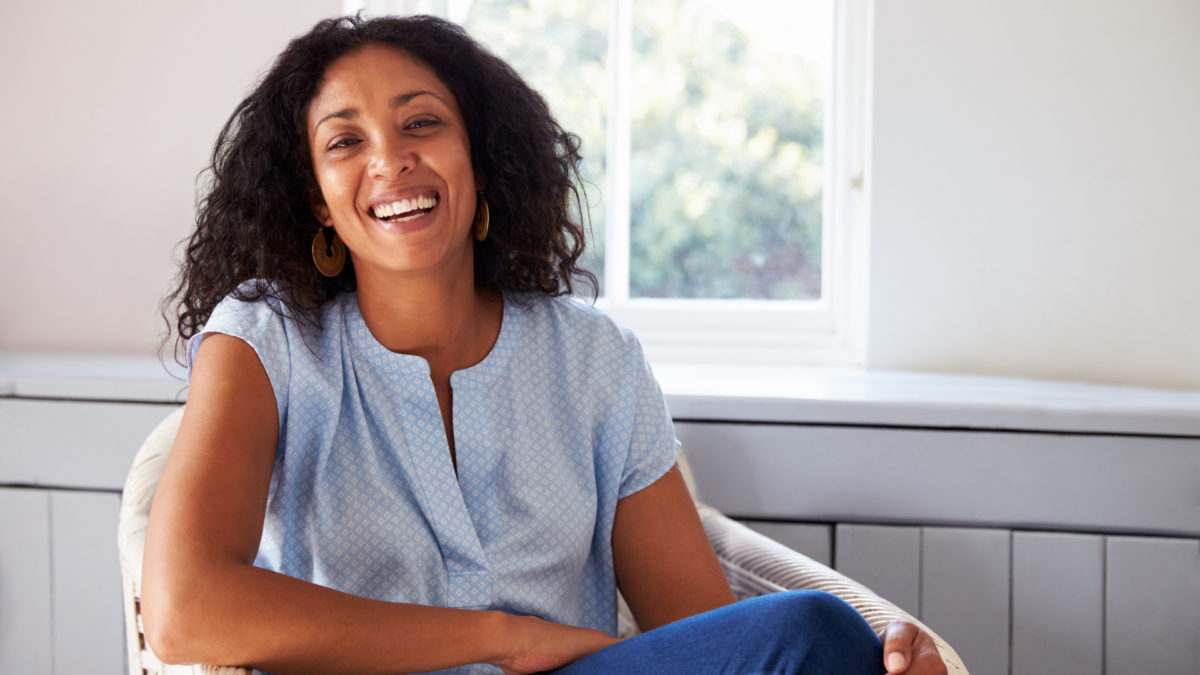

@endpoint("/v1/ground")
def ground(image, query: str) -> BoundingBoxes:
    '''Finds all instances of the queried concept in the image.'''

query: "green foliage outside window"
[461,0,826,300]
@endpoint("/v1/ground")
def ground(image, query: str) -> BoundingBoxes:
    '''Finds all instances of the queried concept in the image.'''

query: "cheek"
[315,166,357,208]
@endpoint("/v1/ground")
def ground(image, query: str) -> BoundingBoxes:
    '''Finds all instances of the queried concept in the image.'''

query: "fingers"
[881,620,919,673]
[881,620,948,674]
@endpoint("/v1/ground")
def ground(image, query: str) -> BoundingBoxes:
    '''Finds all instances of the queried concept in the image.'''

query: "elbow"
[140,585,200,666]
[143,625,191,667]
[141,545,257,667]
[141,570,235,667]
[141,564,257,668]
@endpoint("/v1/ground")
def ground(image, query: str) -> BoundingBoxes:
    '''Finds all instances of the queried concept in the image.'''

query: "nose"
[367,134,415,180]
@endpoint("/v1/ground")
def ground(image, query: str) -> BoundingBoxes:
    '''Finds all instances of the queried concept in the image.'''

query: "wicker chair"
[119,407,967,674]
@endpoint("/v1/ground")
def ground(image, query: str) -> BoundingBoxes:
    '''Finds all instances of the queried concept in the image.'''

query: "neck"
[355,269,502,377]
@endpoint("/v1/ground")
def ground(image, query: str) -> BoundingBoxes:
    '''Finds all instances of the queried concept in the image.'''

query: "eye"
[406,117,441,131]
[326,136,360,152]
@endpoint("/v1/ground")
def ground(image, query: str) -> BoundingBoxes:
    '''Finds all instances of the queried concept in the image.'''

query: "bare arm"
[611,464,737,631]
[141,334,614,674]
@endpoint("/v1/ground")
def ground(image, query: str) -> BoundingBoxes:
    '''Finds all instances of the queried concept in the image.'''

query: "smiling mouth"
[370,193,439,223]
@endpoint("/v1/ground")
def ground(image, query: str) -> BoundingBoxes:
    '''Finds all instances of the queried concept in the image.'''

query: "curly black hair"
[165,13,595,353]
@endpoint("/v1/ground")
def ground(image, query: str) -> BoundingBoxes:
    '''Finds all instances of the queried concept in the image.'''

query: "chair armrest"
[697,504,968,675]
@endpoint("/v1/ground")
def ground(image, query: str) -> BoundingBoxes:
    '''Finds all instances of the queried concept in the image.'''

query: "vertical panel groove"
[830,523,839,570]
[917,527,924,620]
[47,493,56,675]
[1007,530,1013,675]
[1100,537,1107,675]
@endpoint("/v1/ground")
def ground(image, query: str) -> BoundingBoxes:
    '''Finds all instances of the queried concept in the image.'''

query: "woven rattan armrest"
[697,504,969,674]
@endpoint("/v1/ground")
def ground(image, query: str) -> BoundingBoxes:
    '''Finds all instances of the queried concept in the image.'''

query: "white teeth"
[390,211,425,224]
[373,195,437,219]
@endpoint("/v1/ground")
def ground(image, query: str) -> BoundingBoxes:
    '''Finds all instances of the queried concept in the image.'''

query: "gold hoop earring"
[473,193,490,242]
[311,227,346,277]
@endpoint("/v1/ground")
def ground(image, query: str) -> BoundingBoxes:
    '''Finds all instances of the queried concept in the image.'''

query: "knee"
[759,590,872,635]
[756,591,883,666]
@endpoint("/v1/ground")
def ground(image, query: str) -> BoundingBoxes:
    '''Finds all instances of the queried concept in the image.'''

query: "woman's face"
[307,43,479,281]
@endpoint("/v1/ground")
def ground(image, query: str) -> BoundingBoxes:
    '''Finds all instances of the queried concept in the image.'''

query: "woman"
[144,14,945,674]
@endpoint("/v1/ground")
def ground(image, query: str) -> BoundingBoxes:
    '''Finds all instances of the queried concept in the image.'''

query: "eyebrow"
[312,90,449,134]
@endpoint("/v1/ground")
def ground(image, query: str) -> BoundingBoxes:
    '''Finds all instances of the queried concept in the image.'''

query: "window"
[349,0,869,366]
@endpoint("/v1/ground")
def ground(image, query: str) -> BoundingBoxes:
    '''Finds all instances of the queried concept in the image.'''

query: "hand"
[497,613,620,675]
[880,620,948,674]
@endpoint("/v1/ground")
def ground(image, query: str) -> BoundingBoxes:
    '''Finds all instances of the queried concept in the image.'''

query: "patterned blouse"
[191,287,679,673]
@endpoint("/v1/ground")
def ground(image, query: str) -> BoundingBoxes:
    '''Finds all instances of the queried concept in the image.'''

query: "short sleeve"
[186,292,292,432]
[617,338,681,499]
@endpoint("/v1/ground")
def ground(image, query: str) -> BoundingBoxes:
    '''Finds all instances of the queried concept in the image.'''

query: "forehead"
[308,43,458,119]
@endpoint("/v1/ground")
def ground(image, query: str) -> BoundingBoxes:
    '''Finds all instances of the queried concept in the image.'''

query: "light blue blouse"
[190,288,678,673]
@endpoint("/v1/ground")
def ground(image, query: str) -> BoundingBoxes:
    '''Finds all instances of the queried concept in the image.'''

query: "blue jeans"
[549,591,884,675]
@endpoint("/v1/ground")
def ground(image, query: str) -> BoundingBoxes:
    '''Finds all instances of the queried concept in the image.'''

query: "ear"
[474,172,487,193]
[313,201,333,227]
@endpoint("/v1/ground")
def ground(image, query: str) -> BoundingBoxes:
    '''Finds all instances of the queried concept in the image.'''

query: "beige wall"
[0,0,340,354]
[867,0,1200,389]
[2,0,1198,390]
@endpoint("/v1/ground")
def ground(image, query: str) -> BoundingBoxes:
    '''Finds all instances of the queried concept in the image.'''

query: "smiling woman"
[145,13,941,675]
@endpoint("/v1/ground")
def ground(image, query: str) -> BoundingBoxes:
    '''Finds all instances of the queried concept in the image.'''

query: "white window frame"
[350,0,871,367]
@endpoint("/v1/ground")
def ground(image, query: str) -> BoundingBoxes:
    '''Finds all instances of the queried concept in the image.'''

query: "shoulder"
[511,293,637,350]
[206,281,288,327]
[205,280,348,334]
[506,294,650,387]
[190,283,352,416]
[190,281,347,369]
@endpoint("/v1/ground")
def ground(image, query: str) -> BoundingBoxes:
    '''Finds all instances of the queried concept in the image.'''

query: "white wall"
[868,0,1200,389]
[0,0,340,354]
[2,0,1198,390]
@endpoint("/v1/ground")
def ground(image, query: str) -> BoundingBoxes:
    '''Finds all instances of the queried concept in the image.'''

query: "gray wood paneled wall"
[685,421,1200,675]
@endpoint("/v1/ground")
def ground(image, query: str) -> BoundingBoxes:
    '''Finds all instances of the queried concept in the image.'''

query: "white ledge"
[655,363,1200,437]
[0,352,187,403]
[3,352,1199,437]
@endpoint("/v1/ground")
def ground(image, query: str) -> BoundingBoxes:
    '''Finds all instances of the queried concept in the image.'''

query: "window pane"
[629,0,829,299]
[460,0,610,290]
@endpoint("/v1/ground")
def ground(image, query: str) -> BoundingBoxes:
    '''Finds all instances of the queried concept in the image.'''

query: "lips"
[368,191,439,223]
